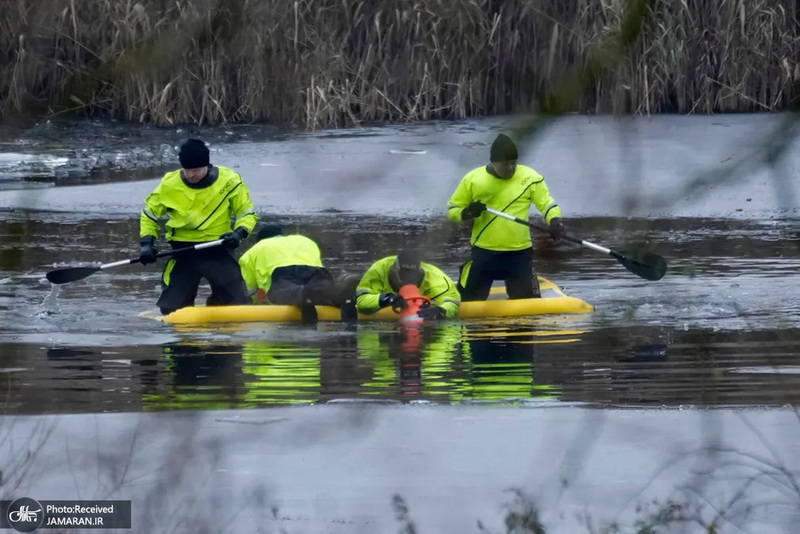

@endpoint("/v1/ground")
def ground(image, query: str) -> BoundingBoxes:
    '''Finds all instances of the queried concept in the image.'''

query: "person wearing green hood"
[446,133,566,301]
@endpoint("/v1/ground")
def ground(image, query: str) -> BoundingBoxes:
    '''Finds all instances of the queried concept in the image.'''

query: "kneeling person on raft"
[354,250,461,321]
[238,225,340,324]
[446,133,567,301]
[138,138,258,315]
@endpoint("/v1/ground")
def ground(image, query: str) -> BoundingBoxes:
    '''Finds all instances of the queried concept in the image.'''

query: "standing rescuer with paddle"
[447,133,566,301]
[139,138,258,315]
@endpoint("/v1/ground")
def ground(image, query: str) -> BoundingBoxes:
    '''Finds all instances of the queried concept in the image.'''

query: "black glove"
[379,293,407,310]
[139,236,158,265]
[461,201,487,220]
[221,227,249,249]
[416,305,447,321]
[549,218,566,241]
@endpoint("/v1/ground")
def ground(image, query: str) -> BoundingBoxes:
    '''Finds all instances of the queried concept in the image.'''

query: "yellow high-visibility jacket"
[238,235,324,302]
[447,164,561,251]
[355,256,461,318]
[140,165,257,242]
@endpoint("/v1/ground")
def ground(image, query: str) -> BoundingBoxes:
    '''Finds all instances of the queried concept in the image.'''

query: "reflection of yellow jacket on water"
[141,341,323,411]
[238,235,324,302]
[140,165,258,242]
[354,256,461,317]
[142,343,245,412]
[240,341,321,406]
[357,324,559,403]
[356,326,462,400]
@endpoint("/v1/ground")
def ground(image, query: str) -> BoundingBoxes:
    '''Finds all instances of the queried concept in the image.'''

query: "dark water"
[1,211,799,414]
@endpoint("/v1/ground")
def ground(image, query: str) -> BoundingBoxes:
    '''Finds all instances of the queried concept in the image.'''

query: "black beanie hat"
[490,133,518,162]
[395,249,422,272]
[257,225,283,241]
[179,138,210,169]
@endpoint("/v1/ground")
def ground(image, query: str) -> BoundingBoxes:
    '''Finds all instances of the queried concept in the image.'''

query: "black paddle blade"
[46,266,101,284]
[612,250,667,281]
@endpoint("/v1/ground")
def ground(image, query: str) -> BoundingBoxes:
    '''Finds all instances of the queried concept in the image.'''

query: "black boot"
[340,299,358,324]
[299,286,318,325]
[532,272,542,298]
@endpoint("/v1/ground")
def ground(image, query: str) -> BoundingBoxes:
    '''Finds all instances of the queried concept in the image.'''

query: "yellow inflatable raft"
[141,276,593,324]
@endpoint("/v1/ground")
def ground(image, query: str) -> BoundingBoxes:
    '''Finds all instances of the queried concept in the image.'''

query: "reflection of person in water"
[356,325,453,399]
[138,324,564,410]
[355,323,561,403]
[240,336,372,406]
[239,340,322,406]
[140,342,246,411]
[141,337,376,409]
[356,324,475,401]
[142,340,328,409]
[464,326,556,401]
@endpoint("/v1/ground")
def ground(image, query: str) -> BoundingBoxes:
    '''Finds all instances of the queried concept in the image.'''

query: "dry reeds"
[0,0,798,129]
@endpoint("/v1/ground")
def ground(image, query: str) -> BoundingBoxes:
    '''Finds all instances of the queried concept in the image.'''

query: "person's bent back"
[238,225,341,325]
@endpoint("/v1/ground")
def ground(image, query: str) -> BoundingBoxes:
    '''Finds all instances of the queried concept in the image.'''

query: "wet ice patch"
[0,367,27,373]
[389,148,427,155]
[730,366,800,375]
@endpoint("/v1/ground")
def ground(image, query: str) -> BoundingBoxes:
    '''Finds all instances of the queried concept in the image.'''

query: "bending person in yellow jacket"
[139,138,258,315]
[354,250,461,321]
[446,133,565,301]
[238,225,338,324]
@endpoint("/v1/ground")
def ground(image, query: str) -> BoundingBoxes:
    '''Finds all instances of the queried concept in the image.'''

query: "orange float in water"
[396,284,432,323]
[395,284,432,355]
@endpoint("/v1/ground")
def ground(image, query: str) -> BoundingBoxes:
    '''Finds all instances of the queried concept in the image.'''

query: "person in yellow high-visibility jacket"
[238,225,342,324]
[446,133,566,301]
[354,250,461,321]
[138,139,258,314]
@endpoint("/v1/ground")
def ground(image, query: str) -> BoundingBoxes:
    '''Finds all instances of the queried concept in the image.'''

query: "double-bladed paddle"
[485,207,667,281]
[45,239,225,285]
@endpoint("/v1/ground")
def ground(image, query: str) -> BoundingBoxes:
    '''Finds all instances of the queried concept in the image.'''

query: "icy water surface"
[2,114,800,534]
[1,213,799,413]
[0,114,799,414]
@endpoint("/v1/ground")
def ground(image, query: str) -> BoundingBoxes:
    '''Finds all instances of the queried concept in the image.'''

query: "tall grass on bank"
[1,0,799,129]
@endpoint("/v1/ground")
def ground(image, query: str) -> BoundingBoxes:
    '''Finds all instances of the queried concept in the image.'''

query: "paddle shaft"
[484,207,611,255]
[483,206,667,281]
[99,239,225,271]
